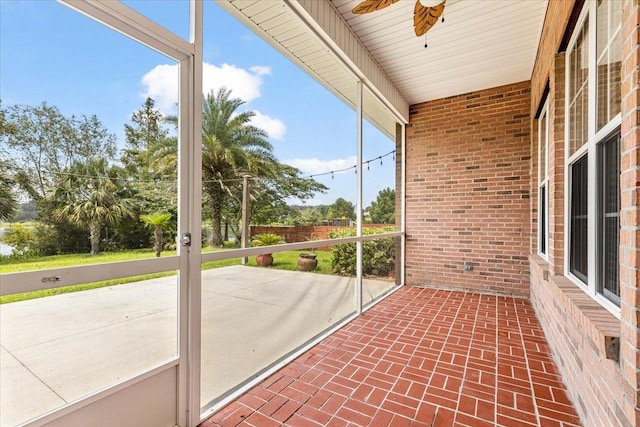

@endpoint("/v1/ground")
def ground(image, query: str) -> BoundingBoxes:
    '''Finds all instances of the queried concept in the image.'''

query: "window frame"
[538,99,549,259]
[564,0,622,316]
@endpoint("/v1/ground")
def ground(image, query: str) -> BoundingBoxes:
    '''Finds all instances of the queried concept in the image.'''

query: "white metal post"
[356,81,363,314]
[185,1,203,426]
[241,175,250,265]
[401,123,406,286]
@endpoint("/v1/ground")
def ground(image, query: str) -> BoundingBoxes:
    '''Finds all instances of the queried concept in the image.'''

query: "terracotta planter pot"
[256,254,273,266]
[297,253,318,271]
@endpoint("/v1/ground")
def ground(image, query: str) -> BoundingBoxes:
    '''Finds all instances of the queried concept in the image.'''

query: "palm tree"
[140,212,172,257]
[201,88,277,247]
[51,158,135,255]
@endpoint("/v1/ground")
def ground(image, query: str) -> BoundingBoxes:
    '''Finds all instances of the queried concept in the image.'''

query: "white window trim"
[564,0,621,318]
[538,99,549,260]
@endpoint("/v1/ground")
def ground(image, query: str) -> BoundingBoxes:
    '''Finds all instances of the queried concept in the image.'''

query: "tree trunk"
[154,227,163,257]
[89,221,101,255]
[210,195,224,247]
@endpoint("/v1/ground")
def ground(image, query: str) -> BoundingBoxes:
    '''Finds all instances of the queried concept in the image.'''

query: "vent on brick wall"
[604,336,620,362]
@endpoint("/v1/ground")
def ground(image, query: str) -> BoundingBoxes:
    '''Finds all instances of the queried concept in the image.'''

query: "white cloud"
[141,64,179,114]
[283,156,357,175]
[250,65,271,76]
[202,63,270,102]
[250,111,286,140]
[141,62,272,115]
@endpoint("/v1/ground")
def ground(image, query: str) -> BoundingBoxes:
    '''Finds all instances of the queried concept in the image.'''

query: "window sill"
[529,254,620,362]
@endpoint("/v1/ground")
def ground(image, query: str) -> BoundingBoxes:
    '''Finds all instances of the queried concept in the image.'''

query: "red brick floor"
[200,287,581,427]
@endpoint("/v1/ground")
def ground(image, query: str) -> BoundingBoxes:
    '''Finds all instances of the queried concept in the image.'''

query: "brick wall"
[405,81,531,296]
[526,1,639,426]
[530,259,625,427]
[548,53,566,275]
[530,0,578,111]
[619,0,640,424]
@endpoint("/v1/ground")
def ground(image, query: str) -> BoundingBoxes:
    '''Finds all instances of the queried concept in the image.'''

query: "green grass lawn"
[1,248,333,304]
[0,248,173,273]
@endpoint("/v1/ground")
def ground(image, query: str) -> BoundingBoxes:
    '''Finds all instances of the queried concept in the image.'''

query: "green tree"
[11,200,37,222]
[140,212,172,257]
[51,158,135,255]
[236,166,327,227]
[122,98,170,179]
[367,187,395,224]
[201,88,278,246]
[161,89,325,243]
[0,163,17,221]
[0,101,116,201]
[119,99,177,250]
[328,197,355,220]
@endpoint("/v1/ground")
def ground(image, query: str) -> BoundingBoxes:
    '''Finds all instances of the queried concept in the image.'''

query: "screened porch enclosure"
[2,0,635,426]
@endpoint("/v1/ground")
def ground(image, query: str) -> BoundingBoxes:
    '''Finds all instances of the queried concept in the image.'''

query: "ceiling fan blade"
[413,0,446,36]
[352,0,399,14]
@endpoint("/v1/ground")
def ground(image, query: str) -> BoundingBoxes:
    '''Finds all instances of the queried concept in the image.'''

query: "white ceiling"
[331,0,548,105]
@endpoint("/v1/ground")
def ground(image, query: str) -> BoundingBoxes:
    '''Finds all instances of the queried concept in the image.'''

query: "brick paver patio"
[200,286,581,427]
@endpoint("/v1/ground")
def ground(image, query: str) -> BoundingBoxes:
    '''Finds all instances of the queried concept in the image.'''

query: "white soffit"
[332,0,548,104]
[218,0,409,138]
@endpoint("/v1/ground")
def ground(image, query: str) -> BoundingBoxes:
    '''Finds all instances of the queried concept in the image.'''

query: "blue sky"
[0,0,396,207]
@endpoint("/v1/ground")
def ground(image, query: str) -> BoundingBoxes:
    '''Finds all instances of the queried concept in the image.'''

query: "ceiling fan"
[352,0,446,44]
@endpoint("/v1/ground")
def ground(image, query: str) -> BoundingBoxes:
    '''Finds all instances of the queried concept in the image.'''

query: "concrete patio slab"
[0,265,395,426]
[0,346,66,427]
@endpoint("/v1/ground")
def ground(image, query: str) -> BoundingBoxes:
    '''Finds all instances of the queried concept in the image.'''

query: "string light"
[4,149,396,185]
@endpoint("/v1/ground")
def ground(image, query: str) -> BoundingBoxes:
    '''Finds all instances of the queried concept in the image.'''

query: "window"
[598,131,620,305]
[596,0,622,130]
[538,100,549,257]
[566,0,621,310]
[568,16,589,156]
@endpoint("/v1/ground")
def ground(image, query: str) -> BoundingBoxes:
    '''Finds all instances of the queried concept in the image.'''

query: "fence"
[249,224,392,245]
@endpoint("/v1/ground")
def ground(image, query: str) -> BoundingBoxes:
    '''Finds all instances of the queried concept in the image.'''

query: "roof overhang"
[217,0,548,136]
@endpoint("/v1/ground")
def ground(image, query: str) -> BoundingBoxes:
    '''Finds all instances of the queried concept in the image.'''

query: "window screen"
[570,155,589,283]
[598,131,620,304]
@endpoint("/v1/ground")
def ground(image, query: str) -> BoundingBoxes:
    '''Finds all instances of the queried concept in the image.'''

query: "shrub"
[3,223,66,257]
[329,227,396,277]
[251,233,285,247]
[3,224,36,258]
[31,223,61,256]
